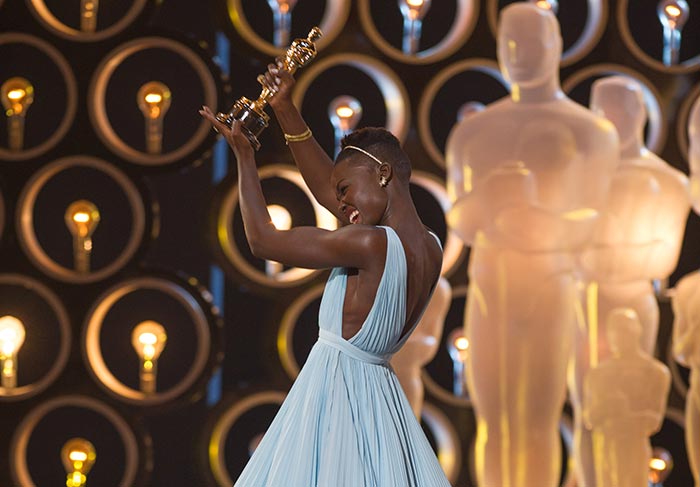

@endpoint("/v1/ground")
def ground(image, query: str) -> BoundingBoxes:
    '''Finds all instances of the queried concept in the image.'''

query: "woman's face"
[330,157,388,226]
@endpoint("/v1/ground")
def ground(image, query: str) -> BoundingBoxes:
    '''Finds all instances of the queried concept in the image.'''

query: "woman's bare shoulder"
[327,224,388,255]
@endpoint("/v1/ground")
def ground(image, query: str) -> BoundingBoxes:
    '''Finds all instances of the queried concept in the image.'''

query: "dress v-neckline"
[338,226,399,343]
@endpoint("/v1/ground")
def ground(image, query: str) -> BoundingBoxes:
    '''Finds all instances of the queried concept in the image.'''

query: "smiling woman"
[198,58,449,486]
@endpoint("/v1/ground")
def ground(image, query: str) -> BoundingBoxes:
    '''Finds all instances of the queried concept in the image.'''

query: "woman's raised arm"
[262,63,342,219]
[199,106,383,271]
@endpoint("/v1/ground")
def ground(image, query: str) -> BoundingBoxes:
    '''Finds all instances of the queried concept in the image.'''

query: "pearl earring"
[379,176,388,187]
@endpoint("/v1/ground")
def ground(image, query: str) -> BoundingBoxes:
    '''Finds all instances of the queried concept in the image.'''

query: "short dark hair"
[336,127,411,182]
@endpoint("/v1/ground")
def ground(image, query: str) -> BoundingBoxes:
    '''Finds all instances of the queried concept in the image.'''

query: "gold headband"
[343,145,385,166]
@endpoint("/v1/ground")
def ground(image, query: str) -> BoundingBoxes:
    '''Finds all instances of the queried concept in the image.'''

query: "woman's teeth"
[349,209,360,224]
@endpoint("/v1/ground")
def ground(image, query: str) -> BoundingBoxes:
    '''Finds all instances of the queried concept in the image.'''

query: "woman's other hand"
[199,105,254,161]
[261,58,296,111]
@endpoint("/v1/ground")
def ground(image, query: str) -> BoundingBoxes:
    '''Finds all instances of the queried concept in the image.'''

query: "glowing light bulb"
[398,0,432,54]
[446,328,470,398]
[266,0,298,47]
[65,200,100,274]
[131,321,167,394]
[62,438,96,487]
[137,81,172,154]
[1,77,34,151]
[0,316,25,390]
[457,101,486,122]
[401,0,431,20]
[268,204,292,231]
[530,0,559,15]
[328,96,363,157]
[1,77,33,117]
[265,204,292,277]
[80,0,100,33]
[648,447,673,486]
[657,0,690,66]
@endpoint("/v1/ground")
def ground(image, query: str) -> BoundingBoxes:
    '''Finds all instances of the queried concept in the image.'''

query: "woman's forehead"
[332,155,371,178]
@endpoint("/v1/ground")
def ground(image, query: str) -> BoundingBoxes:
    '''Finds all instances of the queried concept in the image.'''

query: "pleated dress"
[234,226,451,487]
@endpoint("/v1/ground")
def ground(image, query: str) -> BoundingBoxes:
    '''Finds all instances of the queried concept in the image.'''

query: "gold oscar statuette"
[215,27,323,150]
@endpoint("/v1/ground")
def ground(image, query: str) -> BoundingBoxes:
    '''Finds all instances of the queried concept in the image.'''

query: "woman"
[199,62,450,487]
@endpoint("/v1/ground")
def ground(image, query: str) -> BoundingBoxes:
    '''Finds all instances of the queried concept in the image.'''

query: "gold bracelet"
[284,127,313,145]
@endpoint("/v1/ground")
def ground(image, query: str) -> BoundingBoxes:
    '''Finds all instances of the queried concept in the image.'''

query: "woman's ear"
[378,163,393,186]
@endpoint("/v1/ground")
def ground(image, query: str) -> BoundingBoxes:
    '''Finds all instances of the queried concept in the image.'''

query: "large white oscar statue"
[673,272,700,485]
[690,94,700,212]
[671,94,700,486]
[570,75,690,486]
[584,309,671,487]
[445,3,618,485]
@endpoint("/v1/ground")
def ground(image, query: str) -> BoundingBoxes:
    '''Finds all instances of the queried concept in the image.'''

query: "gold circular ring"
[422,285,472,408]
[675,82,700,165]
[357,0,478,65]
[0,274,72,401]
[421,401,463,483]
[83,276,213,405]
[226,0,350,57]
[0,33,78,161]
[617,0,700,74]
[10,395,140,487]
[417,58,508,169]
[208,390,287,486]
[16,155,147,283]
[25,0,148,42]
[277,283,325,379]
[88,36,218,166]
[410,170,467,278]
[293,53,411,143]
[218,164,338,288]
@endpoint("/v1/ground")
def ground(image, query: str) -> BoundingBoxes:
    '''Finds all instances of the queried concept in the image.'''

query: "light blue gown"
[234,226,451,487]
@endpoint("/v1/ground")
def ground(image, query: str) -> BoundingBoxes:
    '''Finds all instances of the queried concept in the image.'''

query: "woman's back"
[340,224,442,341]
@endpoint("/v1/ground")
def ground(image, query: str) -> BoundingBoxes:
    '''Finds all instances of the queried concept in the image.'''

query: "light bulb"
[61,438,96,487]
[1,78,33,116]
[457,101,486,122]
[0,316,25,390]
[65,200,100,274]
[266,0,298,47]
[137,81,172,154]
[328,95,363,157]
[265,204,293,277]
[268,204,292,231]
[399,0,432,21]
[657,0,690,66]
[648,447,673,485]
[131,321,167,394]
[530,0,559,15]
[446,328,469,398]
[398,0,432,54]
[447,328,469,362]
[1,77,34,151]
[80,0,100,33]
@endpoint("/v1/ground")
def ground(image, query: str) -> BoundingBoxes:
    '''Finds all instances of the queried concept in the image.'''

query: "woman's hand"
[259,58,296,111]
[199,105,254,162]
